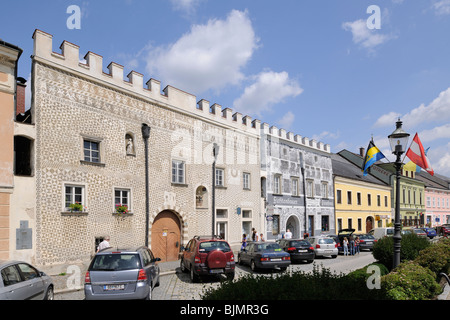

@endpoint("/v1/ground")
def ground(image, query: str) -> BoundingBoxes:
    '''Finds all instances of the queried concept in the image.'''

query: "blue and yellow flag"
[362,140,386,176]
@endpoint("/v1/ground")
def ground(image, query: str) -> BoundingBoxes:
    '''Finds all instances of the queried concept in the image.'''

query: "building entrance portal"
[151,210,181,262]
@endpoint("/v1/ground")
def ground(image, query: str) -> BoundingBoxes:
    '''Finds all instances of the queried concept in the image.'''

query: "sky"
[1,0,450,176]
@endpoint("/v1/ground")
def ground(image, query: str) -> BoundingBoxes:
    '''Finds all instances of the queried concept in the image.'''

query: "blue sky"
[2,0,450,176]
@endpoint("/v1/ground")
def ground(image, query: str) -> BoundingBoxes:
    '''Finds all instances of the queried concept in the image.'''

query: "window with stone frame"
[291,177,299,196]
[115,188,130,212]
[243,172,251,190]
[65,184,85,211]
[274,175,282,194]
[83,139,100,163]
[215,168,224,187]
[172,160,185,184]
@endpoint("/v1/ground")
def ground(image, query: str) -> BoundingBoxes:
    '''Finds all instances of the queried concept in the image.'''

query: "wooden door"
[151,211,181,262]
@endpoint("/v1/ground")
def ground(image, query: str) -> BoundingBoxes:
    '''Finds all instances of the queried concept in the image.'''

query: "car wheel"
[331,255,337,259]
[226,271,235,281]
[180,259,188,273]
[251,260,258,271]
[145,287,152,300]
[238,255,243,265]
[307,259,314,264]
[190,267,199,283]
[44,286,54,300]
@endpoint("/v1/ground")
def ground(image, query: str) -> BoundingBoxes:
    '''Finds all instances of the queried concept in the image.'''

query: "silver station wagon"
[0,260,54,300]
[84,246,161,300]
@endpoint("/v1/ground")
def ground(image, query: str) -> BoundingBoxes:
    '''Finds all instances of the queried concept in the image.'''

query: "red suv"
[180,236,235,282]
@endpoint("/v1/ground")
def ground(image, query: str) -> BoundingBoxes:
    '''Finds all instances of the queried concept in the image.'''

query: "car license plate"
[299,250,307,253]
[209,269,223,274]
[103,285,125,291]
[271,258,282,261]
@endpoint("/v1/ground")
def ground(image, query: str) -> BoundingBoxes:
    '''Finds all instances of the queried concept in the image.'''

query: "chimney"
[359,147,365,157]
[16,77,27,115]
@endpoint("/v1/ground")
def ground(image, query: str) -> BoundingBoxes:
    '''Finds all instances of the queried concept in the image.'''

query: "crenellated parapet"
[32,29,260,134]
[261,122,330,154]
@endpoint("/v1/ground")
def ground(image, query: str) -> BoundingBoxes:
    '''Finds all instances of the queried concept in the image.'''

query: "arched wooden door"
[366,217,374,233]
[151,211,181,262]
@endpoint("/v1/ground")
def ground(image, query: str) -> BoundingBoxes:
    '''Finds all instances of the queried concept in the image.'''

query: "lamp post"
[141,123,151,247]
[212,143,219,236]
[388,118,410,269]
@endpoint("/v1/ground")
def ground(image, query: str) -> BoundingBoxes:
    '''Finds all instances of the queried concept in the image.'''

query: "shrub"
[415,243,450,277]
[372,233,430,270]
[381,261,442,300]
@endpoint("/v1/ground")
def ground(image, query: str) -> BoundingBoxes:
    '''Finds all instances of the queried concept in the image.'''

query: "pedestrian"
[285,229,292,239]
[97,236,111,252]
[251,228,259,242]
[349,235,355,255]
[260,233,265,242]
[355,236,360,254]
[343,237,349,256]
[241,234,248,250]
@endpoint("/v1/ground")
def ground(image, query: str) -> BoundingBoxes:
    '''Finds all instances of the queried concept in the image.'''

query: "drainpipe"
[141,123,151,246]
[301,166,308,238]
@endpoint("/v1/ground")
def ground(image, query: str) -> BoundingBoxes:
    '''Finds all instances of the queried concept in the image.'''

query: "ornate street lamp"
[388,118,410,269]
[212,143,219,236]
[142,123,151,247]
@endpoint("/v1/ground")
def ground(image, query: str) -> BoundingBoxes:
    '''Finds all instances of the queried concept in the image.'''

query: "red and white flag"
[406,133,434,176]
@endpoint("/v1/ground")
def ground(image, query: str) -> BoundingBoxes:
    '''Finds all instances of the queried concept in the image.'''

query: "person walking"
[355,236,360,254]
[241,234,248,250]
[285,229,292,239]
[260,233,265,242]
[343,237,349,256]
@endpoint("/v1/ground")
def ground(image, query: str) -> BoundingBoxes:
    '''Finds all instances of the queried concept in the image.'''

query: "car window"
[290,240,309,247]
[198,241,231,252]
[91,254,141,271]
[257,243,282,252]
[386,229,394,235]
[17,263,39,281]
[1,265,22,286]
[141,249,151,266]
[318,238,334,244]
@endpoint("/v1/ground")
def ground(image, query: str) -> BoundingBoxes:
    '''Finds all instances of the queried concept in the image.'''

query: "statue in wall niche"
[126,135,135,155]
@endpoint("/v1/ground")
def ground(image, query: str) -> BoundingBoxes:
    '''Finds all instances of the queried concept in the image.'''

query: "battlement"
[32,29,261,134]
[261,122,331,154]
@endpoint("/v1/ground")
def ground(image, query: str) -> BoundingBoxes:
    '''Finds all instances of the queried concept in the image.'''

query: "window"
[358,218,362,231]
[243,173,251,190]
[321,182,328,198]
[321,215,329,231]
[172,160,185,184]
[216,209,228,219]
[368,194,372,206]
[377,195,381,207]
[385,195,388,207]
[347,191,352,205]
[215,168,224,187]
[274,175,282,194]
[272,215,280,235]
[306,179,314,197]
[337,218,343,232]
[348,218,352,229]
[242,210,252,218]
[357,192,361,205]
[291,177,299,196]
[1,265,22,286]
[427,197,431,207]
[65,185,85,211]
[336,190,342,204]
[84,140,100,163]
[115,189,130,211]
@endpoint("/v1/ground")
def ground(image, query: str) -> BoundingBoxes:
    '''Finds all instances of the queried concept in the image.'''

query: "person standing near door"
[285,229,292,239]
[97,236,111,252]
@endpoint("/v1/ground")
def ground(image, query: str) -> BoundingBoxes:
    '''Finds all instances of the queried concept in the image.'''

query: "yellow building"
[332,154,392,233]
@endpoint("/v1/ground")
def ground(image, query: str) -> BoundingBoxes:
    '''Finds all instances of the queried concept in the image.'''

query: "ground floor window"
[321,215,329,232]
[65,184,85,211]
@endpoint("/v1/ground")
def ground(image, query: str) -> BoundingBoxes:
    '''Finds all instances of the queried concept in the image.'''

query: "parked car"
[180,235,235,282]
[354,234,377,251]
[412,228,428,238]
[0,260,54,300]
[306,236,338,258]
[423,227,437,239]
[436,224,450,237]
[278,239,315,263]
[369,227,394,239]
[84,246,161,300]
[238,241,290,271]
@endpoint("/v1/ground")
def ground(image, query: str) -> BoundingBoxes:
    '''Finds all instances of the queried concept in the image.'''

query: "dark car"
[238,241,290,271]
[84,246,161,300]
[423,227,437,239]
[330,229,355,253]
[436,224,450,237]
[0,260,54,300]
[354,234,377,251]
[180,235,235,283]
[278,239,314,263]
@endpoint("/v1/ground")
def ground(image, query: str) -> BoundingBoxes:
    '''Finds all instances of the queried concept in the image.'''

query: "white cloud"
[170,0,203,15]
[432,0,450,15]
[276,111,295,130]
[342,19,394,50]
[311,131,340,142]
[374,111,402,128]
[419,123,450,143]
[145,9,258,95]
[233,70,303,117]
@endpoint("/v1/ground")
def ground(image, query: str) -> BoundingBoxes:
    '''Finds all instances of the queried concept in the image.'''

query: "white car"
[369,227,394,240]
[306,236,338,258]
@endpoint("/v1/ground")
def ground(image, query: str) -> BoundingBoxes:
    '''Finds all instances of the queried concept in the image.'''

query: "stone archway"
[286,215,300,239]
[151,210,181,262]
